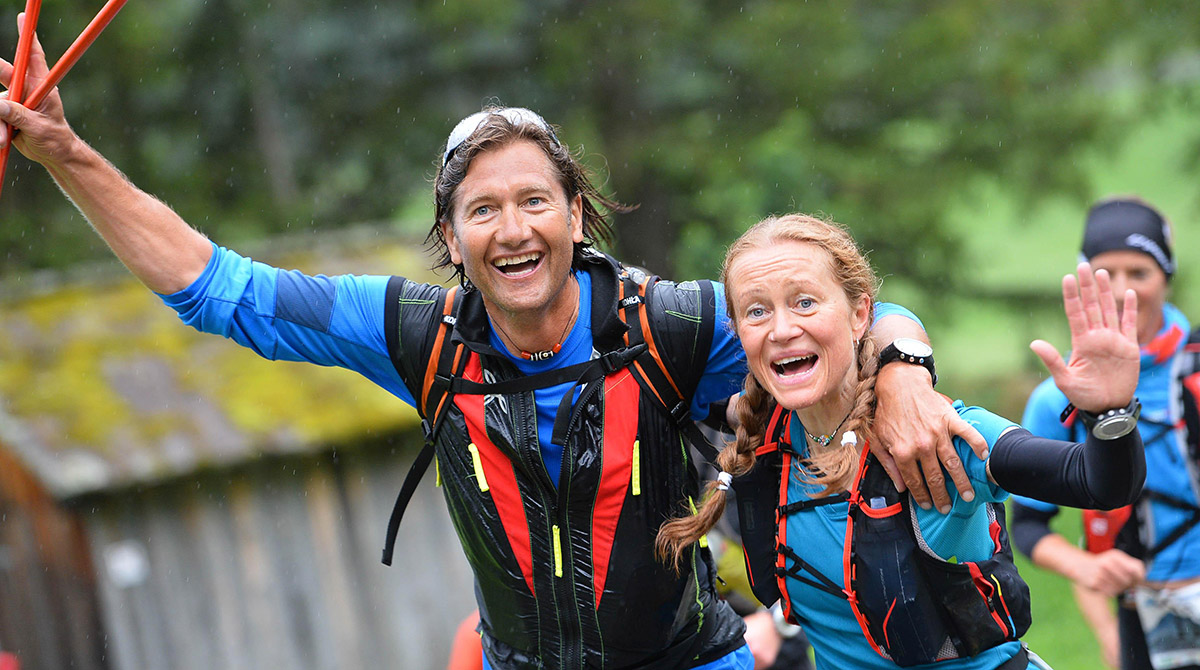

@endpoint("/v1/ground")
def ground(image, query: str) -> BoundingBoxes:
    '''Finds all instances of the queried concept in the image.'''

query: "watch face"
[1095,416,1138,440]
[894,337,933,358]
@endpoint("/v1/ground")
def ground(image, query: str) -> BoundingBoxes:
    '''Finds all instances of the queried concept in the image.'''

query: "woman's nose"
[768,310,803,342]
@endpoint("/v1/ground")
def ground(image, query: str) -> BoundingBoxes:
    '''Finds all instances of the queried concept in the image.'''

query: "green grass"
[1013,504,1109,670]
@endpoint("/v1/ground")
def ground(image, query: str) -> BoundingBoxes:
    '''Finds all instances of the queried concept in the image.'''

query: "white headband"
[442,107,559,167]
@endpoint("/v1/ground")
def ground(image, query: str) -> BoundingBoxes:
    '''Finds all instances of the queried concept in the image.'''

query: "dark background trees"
[4,0,1196,281]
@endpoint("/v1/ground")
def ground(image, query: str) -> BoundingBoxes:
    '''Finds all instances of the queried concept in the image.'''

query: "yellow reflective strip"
[468,443,489,492]
[553,524,563,577]
[687,497,709,548]
[631,440,641,496]
[435,455,442,487]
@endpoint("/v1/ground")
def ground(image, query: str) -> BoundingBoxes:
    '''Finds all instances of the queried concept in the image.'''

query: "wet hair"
[426,106,630,284]
[656,213,880,571]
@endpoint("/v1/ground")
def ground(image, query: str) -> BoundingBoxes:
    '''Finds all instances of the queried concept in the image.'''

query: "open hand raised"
[1030,262,1140,413]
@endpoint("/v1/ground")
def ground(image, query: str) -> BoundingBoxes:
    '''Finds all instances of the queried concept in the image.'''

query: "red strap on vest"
[1083,507,1133,554]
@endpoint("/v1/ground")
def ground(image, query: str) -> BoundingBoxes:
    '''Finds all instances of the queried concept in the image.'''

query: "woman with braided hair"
[658,214,1146,670]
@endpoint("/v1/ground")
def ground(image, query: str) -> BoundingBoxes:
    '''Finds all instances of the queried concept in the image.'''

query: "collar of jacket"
[448,251,632,356]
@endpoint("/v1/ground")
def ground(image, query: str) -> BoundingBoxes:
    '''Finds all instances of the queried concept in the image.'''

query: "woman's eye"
[748,307,766,319]
[797,298,815,310]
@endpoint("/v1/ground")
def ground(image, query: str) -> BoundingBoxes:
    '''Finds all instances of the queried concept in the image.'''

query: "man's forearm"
[45,136,212,294]
[870,313,930,348]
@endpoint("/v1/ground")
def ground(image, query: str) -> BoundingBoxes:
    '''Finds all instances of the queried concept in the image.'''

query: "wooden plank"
[267,463,332,670]
[304,463,368,668]
[142,487,209,670]
[228,477,299,670]
[344,445,476,669]
[189,477,252,670]
[85,509,142,670]
[115,499,175,670]
[0,499,50,666]
[329,453,396,664]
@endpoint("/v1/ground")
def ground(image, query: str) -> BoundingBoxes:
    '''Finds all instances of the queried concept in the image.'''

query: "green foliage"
[4,0,1199,298]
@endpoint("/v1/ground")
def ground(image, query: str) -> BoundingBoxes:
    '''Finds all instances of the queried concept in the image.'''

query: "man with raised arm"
[1,22,986,669]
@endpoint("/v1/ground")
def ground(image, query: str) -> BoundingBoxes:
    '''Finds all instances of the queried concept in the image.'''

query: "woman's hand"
[1030,262,1140,413]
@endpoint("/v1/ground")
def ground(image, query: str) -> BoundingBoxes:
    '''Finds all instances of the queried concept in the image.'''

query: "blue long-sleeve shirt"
[162,242,920,485]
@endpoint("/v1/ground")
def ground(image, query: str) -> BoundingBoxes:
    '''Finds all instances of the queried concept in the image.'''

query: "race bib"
[1136,582,1200,669]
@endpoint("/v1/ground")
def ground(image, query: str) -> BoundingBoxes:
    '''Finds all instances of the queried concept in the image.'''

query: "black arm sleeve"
[988,426,1145,511]
[1008,501,1059,559]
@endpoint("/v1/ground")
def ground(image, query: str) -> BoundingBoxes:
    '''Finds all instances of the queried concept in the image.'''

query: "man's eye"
[527,197,543,206]
[473,205,490,217]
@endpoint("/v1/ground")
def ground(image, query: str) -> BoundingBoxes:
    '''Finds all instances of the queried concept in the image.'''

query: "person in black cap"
[1011,197,1200,670]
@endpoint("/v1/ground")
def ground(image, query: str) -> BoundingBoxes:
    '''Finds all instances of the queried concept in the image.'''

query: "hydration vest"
[736,406,1032,667]
[379,252,744,669]
[381,259,722,563]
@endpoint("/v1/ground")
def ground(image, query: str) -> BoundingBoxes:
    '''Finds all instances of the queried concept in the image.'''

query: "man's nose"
[494,207,529,244]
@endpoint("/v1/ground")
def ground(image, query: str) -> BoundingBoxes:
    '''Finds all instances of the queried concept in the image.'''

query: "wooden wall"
[0,447,107,670]
[84,438,476,670]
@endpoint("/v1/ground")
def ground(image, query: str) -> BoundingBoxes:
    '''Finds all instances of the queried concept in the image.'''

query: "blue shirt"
[781,402,1027,670]
[162,243,919,485]
[1014,303,1199,582]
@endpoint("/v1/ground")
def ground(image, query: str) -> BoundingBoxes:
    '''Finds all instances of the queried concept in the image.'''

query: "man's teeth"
[494,252,541,268]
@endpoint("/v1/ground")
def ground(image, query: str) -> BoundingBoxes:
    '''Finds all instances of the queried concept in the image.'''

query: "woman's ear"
[852,294,872,341]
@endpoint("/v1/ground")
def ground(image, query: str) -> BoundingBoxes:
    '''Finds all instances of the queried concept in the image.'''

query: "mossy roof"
[0,229,442,500]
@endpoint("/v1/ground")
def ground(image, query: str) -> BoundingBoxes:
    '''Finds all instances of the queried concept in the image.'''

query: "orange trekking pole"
[0,0,42,200]
[0,0,128,199]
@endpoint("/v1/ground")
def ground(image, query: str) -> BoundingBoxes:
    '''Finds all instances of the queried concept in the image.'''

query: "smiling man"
[2,25,987,669]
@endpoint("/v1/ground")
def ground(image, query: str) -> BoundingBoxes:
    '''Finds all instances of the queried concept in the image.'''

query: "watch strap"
[879,341,937,386]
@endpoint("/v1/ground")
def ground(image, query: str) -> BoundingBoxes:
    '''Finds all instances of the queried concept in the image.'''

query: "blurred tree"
[1,0,1197,298]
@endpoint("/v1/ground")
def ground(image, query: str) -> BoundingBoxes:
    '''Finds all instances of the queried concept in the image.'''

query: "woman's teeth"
[773,354,816,376]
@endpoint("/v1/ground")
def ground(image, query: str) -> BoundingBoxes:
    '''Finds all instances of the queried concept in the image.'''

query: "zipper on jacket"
[554,379,604,669]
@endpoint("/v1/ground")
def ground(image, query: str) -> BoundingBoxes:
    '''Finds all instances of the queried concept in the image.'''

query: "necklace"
[492,290,579,362]
[804,411,852,448]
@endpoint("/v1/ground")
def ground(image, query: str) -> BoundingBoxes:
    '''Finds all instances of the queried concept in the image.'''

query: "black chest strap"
[383,268,718,564]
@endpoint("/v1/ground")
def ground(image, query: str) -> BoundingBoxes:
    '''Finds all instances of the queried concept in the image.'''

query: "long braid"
[655,374,775,572]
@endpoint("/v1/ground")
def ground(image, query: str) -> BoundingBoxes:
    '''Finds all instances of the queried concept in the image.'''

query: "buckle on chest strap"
[780,491,851,516]
[669,401,691,426]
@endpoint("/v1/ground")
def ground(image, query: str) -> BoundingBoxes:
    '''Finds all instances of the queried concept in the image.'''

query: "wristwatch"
[1073,399,1142,440]
[879,337,937,386]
